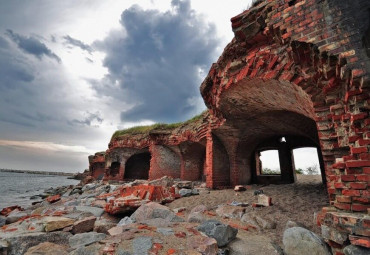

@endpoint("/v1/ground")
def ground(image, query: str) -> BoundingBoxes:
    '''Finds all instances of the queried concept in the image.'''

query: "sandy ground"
[167,175,329,246]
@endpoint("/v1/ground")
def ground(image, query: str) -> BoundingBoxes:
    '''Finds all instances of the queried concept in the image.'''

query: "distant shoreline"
[0,169,75,176]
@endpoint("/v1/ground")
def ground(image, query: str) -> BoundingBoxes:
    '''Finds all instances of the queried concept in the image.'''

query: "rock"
[69,232,107,248]
[228,235,280,255]
[149,176,174,187]
[117,216,133,226]
[0,205,24,217]
[157,228,174,235]
[253,190,263,196]
[257,194,272,207]
[69,243,103,255]
[234,185,246,191]
[75,206,104,217]
[132,237,152,255]
[130,202,183,223]
[240,213,260,230]
[174,181,193,189]
[188,205,207,223]
[0,216,6,227]
[94,219,117,234]
[254,215,276,229]
[24,242,68,255]
[43,217,75,232]
[229,201,248,207]
[46,194,61,203]
[216,205,245,219]
[343,245,370,255]
[283,227,331,255]
[140,218,172,228]
[321,224,348,245]
[6,210,28,224]
[65,211,95,220]
[197,220,238,247]
[108,226,124,236]
[3,231,71,255]
[72,216,96,234]
[284,220,306,230]
[187,236,218,254]
[179,188,193,197]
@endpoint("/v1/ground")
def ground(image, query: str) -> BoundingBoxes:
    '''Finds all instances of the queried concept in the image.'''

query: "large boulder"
[24,242,68,255]
[69,232,107,248]
[6,210,28,224]
[283,227,331,255]
[132,237,153,255]
[3,231,71,255]
[197,220,238,247]
[187,205,207,223]
[130,202,183,223]
[75,206,104,217]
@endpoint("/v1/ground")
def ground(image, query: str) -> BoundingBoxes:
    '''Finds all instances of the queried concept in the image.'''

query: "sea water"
[0,171,79,209]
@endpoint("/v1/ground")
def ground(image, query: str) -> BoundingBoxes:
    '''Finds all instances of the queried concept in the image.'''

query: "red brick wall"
[149,144,181,180]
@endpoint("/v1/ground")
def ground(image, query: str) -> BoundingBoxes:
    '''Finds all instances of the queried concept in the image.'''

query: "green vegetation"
[262,168,281,175]
[111,111,207,141]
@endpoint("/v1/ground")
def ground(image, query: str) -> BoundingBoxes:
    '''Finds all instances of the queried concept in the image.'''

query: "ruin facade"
[88,0,369,251]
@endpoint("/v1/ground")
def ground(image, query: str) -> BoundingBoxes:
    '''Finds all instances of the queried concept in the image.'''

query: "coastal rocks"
[69,232,106,248]
[1,206,24,217]
[343,245,370,255]
[197,220,238,247]
[43,217,75,232]
[69,243,103,255]
[0,216,6,227]
[130,202,183,223]
[46,194,61,203]
[75,206,104,217]
[187,236,218,254]
[6,210,28,224]
[228,235,280,255]
[117,216,133,226]
[283,227,331,255]
[3,231,71,255]
[72,216,96,234]
[93,218,117,234]
[24,242,68,255]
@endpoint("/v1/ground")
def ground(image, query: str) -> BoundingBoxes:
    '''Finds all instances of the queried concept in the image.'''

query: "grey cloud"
[69,112,103,127]
[63,35,93,53]
[5,29,61,62]
[94,0,218,123]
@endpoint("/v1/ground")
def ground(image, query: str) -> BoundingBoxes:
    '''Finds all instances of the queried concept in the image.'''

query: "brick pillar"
[205,131,214,188]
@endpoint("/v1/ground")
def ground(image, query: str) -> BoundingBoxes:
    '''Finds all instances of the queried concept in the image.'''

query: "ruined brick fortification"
[88,0,369,251]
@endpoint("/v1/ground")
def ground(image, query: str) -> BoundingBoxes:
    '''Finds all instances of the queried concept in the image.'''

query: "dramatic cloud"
[63,35,93,53]
[94,0,219,123]
[5,29,61,62]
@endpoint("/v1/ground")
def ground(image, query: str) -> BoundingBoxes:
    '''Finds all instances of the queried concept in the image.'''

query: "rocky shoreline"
[0,176,368,255]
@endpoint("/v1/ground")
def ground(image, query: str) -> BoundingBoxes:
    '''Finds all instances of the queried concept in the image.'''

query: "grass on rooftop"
[111,111,206,141]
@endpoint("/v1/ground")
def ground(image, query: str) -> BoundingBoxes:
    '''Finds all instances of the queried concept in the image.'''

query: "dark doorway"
[110,162,120,177]
[124,152,151,180]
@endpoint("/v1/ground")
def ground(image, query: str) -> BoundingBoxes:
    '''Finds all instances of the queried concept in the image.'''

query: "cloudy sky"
[0,0,257,172]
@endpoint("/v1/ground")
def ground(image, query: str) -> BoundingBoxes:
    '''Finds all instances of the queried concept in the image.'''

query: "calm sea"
[0,171,79,210]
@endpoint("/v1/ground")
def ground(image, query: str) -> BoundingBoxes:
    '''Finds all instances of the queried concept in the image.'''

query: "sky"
[0,0,256,172]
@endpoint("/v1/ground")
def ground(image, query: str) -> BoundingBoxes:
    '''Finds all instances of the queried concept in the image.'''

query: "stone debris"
[24,242,68,255]
[253,194,272,207]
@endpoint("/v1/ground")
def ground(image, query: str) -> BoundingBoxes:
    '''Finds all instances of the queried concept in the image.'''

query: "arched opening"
[110,161,120,177]
[293,147,325,183]
[124,152,151,180]
[179,140,206,181]
[215,78,324,186]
